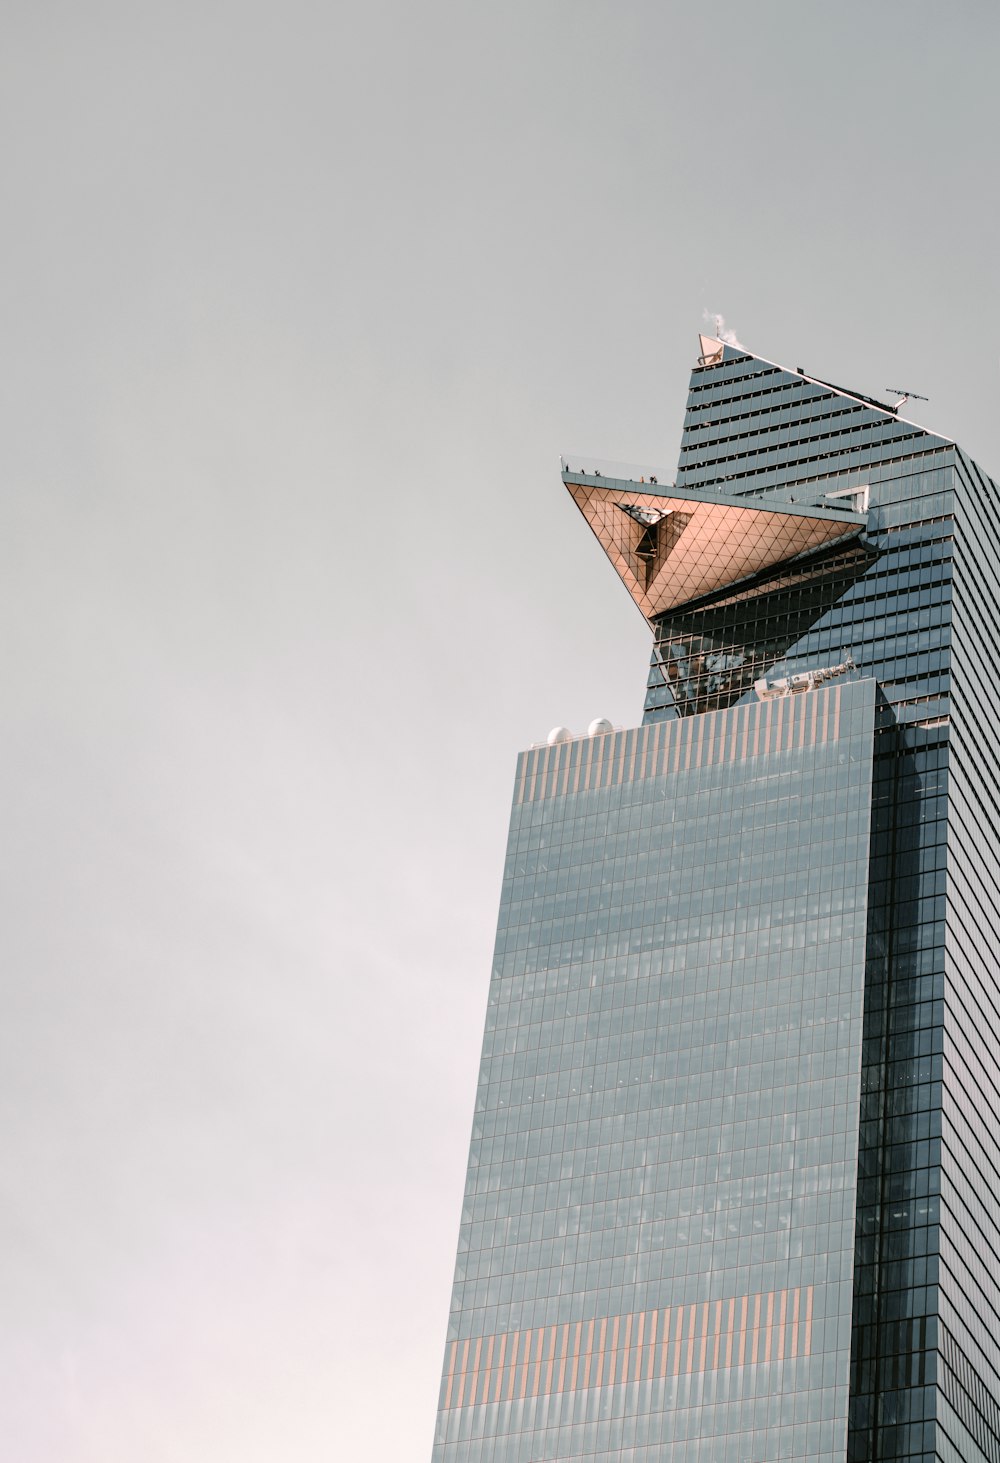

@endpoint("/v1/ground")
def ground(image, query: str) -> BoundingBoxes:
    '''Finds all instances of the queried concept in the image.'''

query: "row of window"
[680,419,922,475]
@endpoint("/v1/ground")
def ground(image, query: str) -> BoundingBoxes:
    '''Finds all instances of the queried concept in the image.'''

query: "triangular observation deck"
[562,468,867,623]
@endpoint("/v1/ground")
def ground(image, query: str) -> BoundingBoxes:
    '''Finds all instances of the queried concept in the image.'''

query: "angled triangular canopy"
[565,474,866,621]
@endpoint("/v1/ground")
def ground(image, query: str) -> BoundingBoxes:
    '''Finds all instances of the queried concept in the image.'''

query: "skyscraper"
[431,336,1000,1463]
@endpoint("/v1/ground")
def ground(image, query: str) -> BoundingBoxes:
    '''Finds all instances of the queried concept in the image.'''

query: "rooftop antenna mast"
[886,387,929,415]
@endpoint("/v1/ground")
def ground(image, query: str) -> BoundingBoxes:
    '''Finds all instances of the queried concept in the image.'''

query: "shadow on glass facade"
[432,338,1000,1463]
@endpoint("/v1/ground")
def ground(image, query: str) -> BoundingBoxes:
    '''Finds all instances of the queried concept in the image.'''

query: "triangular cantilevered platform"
[564,473,867,621]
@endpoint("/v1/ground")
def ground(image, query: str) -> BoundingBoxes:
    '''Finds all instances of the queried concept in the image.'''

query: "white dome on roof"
[588,717,614,736]
[547,726,572,745]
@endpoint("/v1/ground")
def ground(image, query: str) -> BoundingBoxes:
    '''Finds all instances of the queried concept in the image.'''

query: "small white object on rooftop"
[547,726,572,745]
[754,656,856,701]
[588,717,614,737]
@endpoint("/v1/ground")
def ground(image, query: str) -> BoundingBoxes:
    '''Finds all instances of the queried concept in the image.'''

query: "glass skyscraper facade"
[431,337,1000,1462]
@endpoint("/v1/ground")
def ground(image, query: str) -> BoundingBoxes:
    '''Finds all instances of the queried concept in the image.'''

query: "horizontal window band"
[440,1285,814,1412]
[517,688,845,806]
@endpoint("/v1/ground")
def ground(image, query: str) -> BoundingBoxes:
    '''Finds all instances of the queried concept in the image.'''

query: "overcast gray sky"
[2,3,998,1460]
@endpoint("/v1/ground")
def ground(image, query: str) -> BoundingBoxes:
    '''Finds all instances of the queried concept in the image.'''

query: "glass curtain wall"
[432,342,1000,1463]
[433,682,877,1463]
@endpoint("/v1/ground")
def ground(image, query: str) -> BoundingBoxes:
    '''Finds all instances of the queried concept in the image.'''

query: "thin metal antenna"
[885,387,929,414]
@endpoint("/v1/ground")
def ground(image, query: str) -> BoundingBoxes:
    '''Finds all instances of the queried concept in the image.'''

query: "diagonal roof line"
[694,336,948,438]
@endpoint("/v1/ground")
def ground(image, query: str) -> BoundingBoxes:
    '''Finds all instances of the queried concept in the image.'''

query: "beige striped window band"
[442,1285,814,1411]
[516,687,844,807]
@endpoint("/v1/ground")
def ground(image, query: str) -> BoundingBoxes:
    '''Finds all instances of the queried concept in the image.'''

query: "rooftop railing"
[560,456,867,518]
[560,454,672,486]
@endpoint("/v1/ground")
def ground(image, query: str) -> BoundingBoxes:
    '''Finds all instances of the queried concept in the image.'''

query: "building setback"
[431,336,1000,1462]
